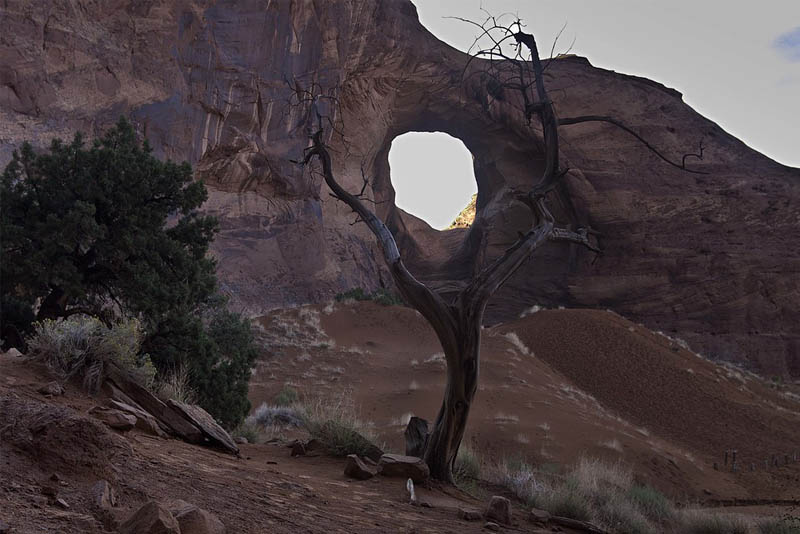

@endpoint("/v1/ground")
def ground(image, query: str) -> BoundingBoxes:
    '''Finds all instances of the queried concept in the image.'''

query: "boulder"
[119,501,180,534]
[37,382,65,396]
[107,399,166,437]
[168,500,226,534]
[404,416,429,458]
[485,496,512,525]
[529,508,551,524]
[88,406,137,431]
[344,455,377,480]
[377,454,429,483]
[167,400,239,456]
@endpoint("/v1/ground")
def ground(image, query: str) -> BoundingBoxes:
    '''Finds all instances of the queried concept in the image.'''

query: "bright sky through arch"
[389,132,477,230]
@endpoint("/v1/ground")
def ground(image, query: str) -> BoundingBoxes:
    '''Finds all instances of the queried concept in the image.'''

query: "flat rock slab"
[344,455,377,480]
[106,370,204,443]
[377,453,429,483]
[88,407,136,431]
[168,400,239,456]
[108,399,166,437]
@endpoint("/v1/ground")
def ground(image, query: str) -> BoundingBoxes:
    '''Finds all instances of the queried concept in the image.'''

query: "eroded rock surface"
[1,0,797,376]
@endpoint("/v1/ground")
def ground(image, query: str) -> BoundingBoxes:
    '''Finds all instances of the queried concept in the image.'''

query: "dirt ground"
[1,301,799,533]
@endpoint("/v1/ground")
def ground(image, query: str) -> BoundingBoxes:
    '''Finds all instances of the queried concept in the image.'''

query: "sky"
[389,0,800,230]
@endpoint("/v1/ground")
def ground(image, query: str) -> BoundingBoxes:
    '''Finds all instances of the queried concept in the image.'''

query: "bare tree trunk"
[424,309,481,482]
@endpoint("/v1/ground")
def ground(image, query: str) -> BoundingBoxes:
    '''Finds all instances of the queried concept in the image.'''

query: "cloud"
[774,27,800,62]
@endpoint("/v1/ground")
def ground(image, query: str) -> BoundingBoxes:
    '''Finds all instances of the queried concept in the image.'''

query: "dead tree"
[294,16,705,483]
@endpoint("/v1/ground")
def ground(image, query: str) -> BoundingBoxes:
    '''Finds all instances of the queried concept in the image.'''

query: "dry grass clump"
[300,389,381,457]
[453,445,482,485]
[247,388,380,457]
[680,510,751,534]
[488,456,677,533]
[28,315,155,392]
[154,364,197,404]
[247,402,304,428]
[756,518,800,534]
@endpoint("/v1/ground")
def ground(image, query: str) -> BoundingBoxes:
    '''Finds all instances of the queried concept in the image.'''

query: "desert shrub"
[538,483,593,521]
[758,518,800,534]
[248,403,305,428]
[2,119,257,430]
[334,287,403,306]
[300,390,381,457]
[490,458,547,506]
[453,445,481,484]
[680,511,751,534]
[274,385,299,406]
[232,421,261,444]
[28,315,155,392]
[154,364,197,404]
[627,484,674,523]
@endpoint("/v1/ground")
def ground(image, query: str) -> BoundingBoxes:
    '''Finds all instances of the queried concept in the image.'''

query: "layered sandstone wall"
[1,0,797,376]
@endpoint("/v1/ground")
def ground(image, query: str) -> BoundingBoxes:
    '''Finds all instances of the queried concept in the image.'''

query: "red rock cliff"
[1,0,798,377]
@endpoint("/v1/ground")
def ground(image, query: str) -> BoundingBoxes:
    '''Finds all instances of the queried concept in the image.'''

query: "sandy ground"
[250,301,800,501]
[2,301,799,533]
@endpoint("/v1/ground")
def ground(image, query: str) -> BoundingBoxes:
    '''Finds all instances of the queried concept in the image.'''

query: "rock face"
[1,0,797,377]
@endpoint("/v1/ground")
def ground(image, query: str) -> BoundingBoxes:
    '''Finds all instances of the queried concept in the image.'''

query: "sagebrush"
[28,315,155,392]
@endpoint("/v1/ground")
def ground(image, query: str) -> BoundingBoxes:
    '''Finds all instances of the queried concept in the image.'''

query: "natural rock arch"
[1,0,797,376]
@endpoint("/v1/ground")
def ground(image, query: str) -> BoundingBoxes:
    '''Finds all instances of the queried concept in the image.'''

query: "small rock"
[91,480,117,509]
[40,485,58,498]
[168,500,226,534]
[529,508,550,524]
[377,453,430,483]
[55,498,70,509]
[485,496,512,525]
[4,348,22,358]
[458,508,482,521]
[234,436,248,444]
[290,441,306,457]
[119,501,180,534]
[344,454,377,480]
[88,406,136,431]
[38,382,65,396]
[49,473,62,482]
[484,521,500,531]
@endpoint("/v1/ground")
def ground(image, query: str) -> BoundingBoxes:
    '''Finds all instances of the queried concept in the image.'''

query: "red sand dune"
[252,301,800,500]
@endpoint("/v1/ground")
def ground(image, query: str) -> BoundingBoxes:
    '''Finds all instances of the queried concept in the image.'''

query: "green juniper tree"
[1,118,257,428]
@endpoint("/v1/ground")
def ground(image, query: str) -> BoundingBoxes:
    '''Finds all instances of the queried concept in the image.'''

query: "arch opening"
[388,132,478,231]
